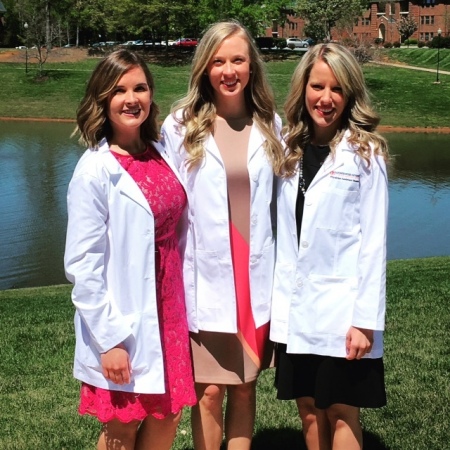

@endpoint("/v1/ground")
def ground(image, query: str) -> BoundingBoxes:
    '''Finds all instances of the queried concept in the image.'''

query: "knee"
[197,384,226,408]
[100,419,140,447]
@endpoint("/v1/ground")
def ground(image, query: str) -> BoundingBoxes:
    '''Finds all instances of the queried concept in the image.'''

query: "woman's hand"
[345,327,374,360]
[101,343,132,384]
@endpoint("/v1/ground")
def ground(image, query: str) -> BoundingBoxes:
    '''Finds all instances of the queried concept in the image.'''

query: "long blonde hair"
[74,49,160,148]
[172,20,284,174]
[283,43,388,177]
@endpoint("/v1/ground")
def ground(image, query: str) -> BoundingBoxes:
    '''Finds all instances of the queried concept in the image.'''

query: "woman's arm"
[352,153,389,331]
[64,169,132,355]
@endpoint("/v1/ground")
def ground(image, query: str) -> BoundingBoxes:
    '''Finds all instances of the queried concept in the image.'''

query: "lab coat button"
[301,241,309,248]
[296,279,303,287]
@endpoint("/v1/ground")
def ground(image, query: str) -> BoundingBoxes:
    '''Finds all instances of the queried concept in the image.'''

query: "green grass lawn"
[0,48,449,127]
[0,256,449,449]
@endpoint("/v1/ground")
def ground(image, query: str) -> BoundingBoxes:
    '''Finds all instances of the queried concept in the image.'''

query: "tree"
[196,0,287,37]
[296,0,368,42]
[396,15,418,43]
[14,0,53,75]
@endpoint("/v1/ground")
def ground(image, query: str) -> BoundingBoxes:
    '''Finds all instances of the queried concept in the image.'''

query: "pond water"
[0,121,449,290]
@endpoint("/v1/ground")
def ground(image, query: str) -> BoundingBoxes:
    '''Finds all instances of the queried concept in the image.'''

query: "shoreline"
[1,116,450,133]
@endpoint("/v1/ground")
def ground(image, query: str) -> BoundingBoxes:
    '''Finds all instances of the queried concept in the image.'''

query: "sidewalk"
[370,60,450,75]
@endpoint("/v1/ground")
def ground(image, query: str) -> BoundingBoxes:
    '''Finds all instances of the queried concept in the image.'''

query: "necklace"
[298,156,306,196]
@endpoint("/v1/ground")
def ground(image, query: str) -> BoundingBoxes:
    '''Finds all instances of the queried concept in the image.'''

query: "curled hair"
[73,49,160,148]
[172,20,284,175]
[283,43,388,177]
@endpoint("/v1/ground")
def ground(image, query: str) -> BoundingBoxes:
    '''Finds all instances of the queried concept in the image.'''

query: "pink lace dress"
[78,145,196,422]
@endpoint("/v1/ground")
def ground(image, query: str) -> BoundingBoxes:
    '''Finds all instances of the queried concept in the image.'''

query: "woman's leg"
[326,404,362,450]
[296,397,331,450]
[225,380,257,450]
[135,411,182,450]
[192,383,227,450]
[97,419,140,450]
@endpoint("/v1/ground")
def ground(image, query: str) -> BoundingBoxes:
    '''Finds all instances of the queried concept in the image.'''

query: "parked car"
[90,42,106,48]
[15,46,27,49]
[286,37,309,49]
[161,40,175,46]
[173,38,198,47]
[120,40,137,47]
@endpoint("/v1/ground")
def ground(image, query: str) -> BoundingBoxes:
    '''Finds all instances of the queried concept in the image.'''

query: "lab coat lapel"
[153,140,187,192]
[99,139,152,214]
[247,123,265,163]
[204,134,224,165]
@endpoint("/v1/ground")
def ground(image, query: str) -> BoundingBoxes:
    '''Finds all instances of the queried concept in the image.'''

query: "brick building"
[268,1,449,44]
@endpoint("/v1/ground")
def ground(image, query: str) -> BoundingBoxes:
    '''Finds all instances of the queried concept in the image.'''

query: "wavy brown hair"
[283,43,388,177]
[171,20,284,175]
[73,49,160,148]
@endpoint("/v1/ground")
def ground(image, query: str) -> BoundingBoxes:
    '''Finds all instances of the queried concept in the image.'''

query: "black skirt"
[275,344,386,409]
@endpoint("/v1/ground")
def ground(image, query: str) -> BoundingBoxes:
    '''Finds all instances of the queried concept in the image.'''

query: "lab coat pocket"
[195,250,234,309]
[316,188,358,232]
[308,274,357,335]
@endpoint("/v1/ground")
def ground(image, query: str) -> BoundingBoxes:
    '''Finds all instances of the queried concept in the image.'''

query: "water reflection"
[385,133,450,260]
[0,123,449,290]
[0,121,82,290]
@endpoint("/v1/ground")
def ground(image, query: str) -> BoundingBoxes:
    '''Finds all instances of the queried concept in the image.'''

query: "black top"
[295,143,331,243]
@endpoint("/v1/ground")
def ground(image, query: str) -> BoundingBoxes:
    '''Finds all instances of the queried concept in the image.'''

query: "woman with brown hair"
[65,49,195,450]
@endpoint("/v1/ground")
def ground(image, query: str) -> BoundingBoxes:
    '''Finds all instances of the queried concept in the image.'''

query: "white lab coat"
[161,112,281,333]
[64,138,184,393]
[270,132,388,358]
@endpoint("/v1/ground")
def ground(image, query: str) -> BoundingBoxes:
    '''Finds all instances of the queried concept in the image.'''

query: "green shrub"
[273,38,287,49]
[393,41,401,48]
[428,35,450,49]
[418,41,426,48]
[383,42,393,48]
[404,38,418,46]
[374,37,383,45]
[255,36,274,49]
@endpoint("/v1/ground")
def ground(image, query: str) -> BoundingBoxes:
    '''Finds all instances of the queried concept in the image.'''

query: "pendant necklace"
[298,156,306,196]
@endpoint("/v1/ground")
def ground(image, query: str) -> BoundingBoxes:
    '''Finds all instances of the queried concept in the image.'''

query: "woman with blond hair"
[162,20,284,450]
[65,49,195,450]
[271,43,389,450]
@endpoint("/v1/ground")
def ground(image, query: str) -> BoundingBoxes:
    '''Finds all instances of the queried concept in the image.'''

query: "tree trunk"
[46,1,51,50]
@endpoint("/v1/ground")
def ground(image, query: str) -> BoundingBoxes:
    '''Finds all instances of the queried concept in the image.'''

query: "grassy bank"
[0,256,449,449]
[0,48,449,127]
[380,47,450,71]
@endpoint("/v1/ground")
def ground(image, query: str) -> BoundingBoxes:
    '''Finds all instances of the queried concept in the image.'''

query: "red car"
[173,38,198,47]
